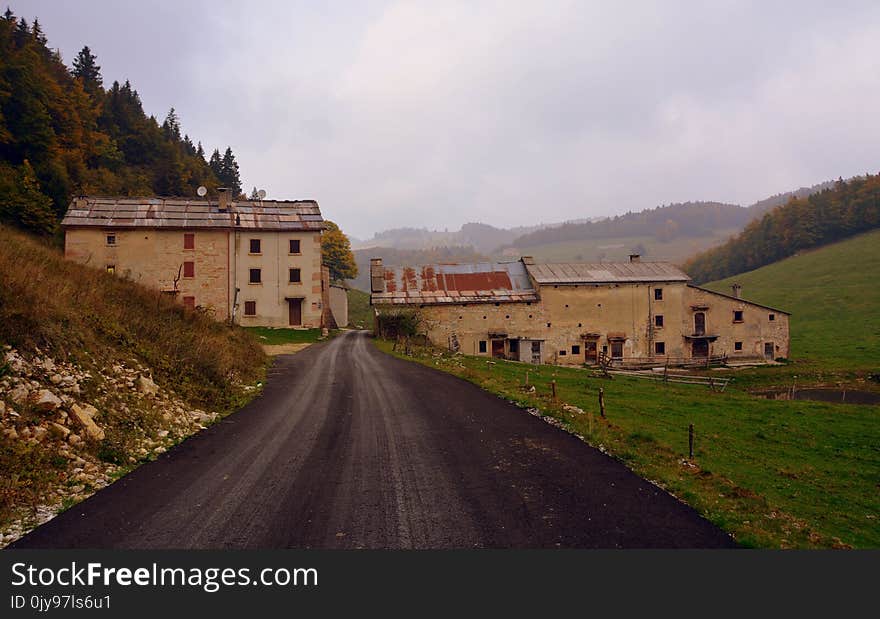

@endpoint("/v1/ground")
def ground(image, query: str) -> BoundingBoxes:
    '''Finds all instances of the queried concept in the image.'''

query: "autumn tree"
[321,220,358,281]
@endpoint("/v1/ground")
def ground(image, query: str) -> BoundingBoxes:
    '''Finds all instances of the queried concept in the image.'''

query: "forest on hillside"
[684,174,880,284]
[0,9,245,236]
[508,201,748,248]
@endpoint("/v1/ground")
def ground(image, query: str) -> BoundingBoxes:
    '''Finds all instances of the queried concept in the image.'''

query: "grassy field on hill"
[704,229,880,374]
[377,339,880,548]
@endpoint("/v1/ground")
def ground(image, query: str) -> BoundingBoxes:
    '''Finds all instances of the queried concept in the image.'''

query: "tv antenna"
[196,186,207,197]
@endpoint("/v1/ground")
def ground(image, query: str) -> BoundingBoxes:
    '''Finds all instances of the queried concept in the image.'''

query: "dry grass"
[0,225,266,410]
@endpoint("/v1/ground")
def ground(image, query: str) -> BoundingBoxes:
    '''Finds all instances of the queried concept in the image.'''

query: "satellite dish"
[257,189,267,200]
[196,186,207,197]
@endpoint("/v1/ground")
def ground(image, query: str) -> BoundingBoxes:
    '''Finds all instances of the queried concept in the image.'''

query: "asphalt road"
[12,330,735,549]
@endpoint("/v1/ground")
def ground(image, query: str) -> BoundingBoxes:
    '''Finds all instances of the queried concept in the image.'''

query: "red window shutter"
[183,233,195,249]
[183,261,195,277]
[183,296,195,310]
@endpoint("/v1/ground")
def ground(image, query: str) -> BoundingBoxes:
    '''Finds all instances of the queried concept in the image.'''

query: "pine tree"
[3,8,14,21]
[71,45,102,94]
[220,146,241,195]
[196,141,205,160]
[162,107,181,142]
[208,149,222,178]
[249,187,259,200]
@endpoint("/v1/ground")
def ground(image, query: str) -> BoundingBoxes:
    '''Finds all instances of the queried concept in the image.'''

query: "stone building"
[62,189,328,327]
[370,255,790,365]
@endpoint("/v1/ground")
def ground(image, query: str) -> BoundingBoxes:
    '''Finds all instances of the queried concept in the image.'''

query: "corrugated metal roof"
[61,196,324,231]
[525,261,689,284]
[371,261,539,305]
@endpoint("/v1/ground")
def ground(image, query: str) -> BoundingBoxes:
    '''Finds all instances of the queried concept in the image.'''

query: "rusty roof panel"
[61,196,324,231]
[371,260,539,306]
[525,261,689,284]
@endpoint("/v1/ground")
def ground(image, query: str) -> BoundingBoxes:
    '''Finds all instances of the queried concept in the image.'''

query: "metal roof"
[60,196,325,231]
[525,261,690,284]
[371,261,539,305]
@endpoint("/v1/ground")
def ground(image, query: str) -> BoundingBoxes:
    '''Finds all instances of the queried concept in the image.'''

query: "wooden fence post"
[525,370,529,386]
[551,380,557,401]
[688,423,695,459]
[599,387,606,418]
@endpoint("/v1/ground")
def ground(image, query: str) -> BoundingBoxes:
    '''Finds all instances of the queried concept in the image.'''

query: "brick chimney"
[732,283,742,299]
[217,187,229,212]
[629,254,641,263]
[370,258,384,293]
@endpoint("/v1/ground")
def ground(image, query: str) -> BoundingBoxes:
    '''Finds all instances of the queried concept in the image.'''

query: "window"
[182,296,195,310]
[249,238,261,254]
[559,350,567,356]
[244,301,256,316]
[289,268,301,283]
[611,341,624,359]
[289,239,301,254]
[509,340,519,354]
[654,315,664,328]
[733,310,744,323]
[734,341,743,351]
[654,288,663,300]
[106,265,115,274]
[478,340,487,353]
[571,345,581,355]
[183,261,194,278]
[249,268,261,284]
[546,322,551,328]
[106,234,116,246]
[183,233,194,249]
[655,342,666,355]
[769,314,776,321]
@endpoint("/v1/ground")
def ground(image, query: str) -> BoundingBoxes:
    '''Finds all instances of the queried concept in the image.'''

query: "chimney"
[521,256,535,265]
[731,283,742,299]
[217,187,229,212]
[370,258,384,293]
[629,254,641,263]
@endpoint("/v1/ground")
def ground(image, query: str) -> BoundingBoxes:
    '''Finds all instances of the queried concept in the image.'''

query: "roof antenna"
[196,186,207,198]
[257,189,266,206]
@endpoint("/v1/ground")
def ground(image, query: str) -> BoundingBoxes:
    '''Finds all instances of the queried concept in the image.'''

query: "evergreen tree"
[71,45,102,94]
[0,160,57,234]
[219,146,241,195]
[196,141,205,160]
[249,186,259,200]
[162,107,180,141]
[208,148,222,178]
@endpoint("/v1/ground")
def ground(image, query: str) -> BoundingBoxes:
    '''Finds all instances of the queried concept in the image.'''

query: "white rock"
[135,375,159,396]
[31,390,62,412]
[69,404,105,441]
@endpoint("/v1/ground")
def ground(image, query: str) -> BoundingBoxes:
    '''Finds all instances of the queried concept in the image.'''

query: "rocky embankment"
[0,346,254,547]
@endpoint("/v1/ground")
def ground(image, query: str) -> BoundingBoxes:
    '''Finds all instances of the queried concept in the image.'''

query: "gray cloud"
[18,0,880,237]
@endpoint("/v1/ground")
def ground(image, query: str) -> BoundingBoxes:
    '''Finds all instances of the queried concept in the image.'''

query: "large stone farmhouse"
[370,255,790,366]
[62,189,335,328]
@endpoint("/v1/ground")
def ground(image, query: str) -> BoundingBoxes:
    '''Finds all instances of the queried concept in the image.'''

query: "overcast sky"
[17,0,880,238]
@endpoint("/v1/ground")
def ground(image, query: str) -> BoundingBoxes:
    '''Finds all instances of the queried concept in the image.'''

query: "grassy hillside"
[704,230,880,371]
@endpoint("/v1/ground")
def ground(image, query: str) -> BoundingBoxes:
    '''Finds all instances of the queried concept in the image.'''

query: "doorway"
[764,342,774,359]
[491,339,505,359]
[692,339,709,358]
[530,341,542,364]
[610,341,624,360]
[287,298,302,326]
[584,341,598,364]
